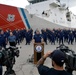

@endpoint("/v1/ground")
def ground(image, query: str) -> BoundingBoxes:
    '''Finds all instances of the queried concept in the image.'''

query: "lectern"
[34,43,44,64]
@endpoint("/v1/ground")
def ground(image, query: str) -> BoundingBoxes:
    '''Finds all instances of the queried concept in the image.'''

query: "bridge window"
[66,12,71,22]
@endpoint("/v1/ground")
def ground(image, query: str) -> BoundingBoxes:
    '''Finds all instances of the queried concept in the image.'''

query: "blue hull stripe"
[20,8,31,29]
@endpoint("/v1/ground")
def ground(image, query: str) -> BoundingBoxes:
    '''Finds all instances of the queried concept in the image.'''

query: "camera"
[0,46,20,75]
[56,44,76,74]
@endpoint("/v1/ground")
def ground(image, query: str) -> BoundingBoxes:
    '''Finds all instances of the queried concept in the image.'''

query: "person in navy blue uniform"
[75,30,76,42]
[5,30,10,39]
[68,31,74,45]
[33,30,43,43]
[41,29,47,44]
[17,29,23,43]
[55,29,60,43]
[25,29,31,45]
[36,50,72,75]
[21,28,26,41]
[63,29,68,42]
[29,29,33,43]
[23,28,26,38]
[46,28,50,42]
[73,29,76,42]
[15,30,20,45]
[51,30,55,45]
[5,30,10,43]
[8,32,16,46]
[13,29,17,36]
[0,30,7,49]
[46,29,52,43]
[58,30,64,45]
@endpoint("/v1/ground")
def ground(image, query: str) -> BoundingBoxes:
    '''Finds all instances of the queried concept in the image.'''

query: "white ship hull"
[25,9,73,30]
[25,0,76,30]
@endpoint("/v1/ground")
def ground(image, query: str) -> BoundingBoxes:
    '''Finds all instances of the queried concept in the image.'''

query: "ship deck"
[3,40,76,75]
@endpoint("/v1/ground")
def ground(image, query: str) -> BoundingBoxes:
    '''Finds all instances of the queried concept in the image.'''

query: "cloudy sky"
[0,0,29,8]
[0,0,76,15]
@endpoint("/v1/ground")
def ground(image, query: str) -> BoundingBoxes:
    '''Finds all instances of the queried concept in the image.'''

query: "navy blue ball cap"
[49,50,65,64]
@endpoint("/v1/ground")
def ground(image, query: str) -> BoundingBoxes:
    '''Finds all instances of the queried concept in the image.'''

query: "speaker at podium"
[34,43,44,64]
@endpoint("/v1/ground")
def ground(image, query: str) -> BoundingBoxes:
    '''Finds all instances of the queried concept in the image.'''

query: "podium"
[34,43,44,64]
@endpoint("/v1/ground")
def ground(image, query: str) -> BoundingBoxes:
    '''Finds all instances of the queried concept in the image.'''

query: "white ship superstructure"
[24,0,76,30]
